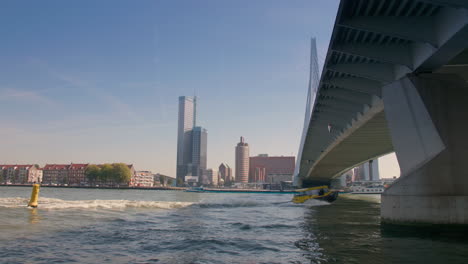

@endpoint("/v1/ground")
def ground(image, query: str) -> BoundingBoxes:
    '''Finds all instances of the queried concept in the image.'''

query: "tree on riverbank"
[85,165,100,184]
[85,163,132,185]
[112,163,132,183]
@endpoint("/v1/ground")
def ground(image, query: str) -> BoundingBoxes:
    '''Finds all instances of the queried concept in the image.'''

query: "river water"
[0,187,467,264]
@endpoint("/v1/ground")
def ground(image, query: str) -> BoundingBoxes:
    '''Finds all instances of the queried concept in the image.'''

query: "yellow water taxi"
[292,185,339,203]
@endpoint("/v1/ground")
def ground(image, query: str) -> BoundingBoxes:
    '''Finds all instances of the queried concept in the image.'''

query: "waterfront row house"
[42,164,71,185]
[1,163,137,186]
[68,163,88,185]
[0,165,43,184]
[42,163,136,186]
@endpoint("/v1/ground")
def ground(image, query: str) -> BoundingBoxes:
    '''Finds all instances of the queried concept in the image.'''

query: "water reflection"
[381,223,468,242]
[28,208,41,224]
[304,196,468,264]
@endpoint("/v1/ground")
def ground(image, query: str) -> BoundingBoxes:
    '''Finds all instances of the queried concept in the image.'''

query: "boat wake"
[0,197,194,210]
[303,199,331,206]
[197,200,273,208]
[196,197,296,208]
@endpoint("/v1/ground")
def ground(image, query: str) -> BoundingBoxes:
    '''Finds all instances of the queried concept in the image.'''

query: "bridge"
[297,0,468,225]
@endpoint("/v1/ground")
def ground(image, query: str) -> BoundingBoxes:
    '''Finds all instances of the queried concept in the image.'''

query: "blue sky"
[0,0,400,178]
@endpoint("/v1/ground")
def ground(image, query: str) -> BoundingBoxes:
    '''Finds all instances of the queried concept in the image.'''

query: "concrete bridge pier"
[381,73,468,225]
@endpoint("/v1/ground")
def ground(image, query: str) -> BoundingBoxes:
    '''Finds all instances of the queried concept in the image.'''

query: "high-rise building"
[369,159,380,181]
[191,126,208,177]
[176,96,197,184]
[249,155,295,184]
[355,159,380,181]
[355,163,367,181]
[235,137,249,183]
[218,163,233,184]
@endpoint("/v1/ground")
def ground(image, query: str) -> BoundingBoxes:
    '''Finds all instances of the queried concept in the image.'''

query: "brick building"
[42,164,70,185]
[68,163,88,185]
[249,155,295,184]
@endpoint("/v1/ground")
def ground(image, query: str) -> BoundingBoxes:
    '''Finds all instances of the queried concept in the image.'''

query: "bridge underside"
[297,0,468,224]
[301,103,393,186]
[298,0,468,186]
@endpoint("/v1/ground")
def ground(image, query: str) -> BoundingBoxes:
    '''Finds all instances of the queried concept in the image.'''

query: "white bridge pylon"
[293,38,321,187]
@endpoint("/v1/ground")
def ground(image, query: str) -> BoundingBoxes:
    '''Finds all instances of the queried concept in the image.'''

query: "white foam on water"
[303,199,331,207]
[0,197,194,210]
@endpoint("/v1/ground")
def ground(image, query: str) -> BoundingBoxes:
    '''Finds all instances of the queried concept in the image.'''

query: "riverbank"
[0,184,185,191]
[0,184,296,193]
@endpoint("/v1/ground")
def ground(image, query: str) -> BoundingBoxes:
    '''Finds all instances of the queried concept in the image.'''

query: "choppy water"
[0,187,467,264]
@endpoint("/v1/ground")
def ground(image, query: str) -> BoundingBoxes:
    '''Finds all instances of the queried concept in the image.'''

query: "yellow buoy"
[28,184,40,208]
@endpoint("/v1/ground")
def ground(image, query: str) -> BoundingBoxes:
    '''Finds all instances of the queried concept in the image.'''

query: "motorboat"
[292,185,339,203]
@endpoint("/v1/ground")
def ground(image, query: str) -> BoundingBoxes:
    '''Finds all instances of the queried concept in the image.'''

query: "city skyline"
[1,1,466,262]
[0,0,400,179]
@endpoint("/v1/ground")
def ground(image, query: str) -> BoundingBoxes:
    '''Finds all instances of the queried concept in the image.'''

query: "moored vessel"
[349,179,395,194]
[351,185,385,194]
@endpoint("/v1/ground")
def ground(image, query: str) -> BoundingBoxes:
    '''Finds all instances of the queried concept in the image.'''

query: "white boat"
[350,180,393,194]
[351,185,385,194]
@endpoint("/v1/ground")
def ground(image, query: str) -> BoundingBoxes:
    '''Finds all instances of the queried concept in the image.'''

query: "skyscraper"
[235,137,249,183]
[191,126,208,177]
[355,159,380,181]
[176,96,197,184]
[369,159,380,181]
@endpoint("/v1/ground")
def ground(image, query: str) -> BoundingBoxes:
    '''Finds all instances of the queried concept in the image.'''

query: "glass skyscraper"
[176,96,208,186]
[176,96,197,184]
[191,126,207,177]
